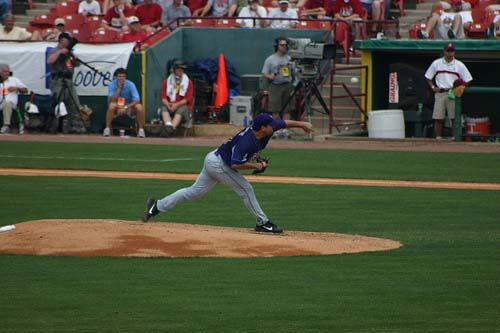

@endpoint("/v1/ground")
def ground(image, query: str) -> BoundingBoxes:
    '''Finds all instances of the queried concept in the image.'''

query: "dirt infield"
[2,168,500,190]
[0,219,401,258]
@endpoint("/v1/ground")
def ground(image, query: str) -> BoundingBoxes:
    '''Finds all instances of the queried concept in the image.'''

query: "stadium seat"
[30,13,56,29]
[68,27,90,43]
[191,18,215,27]
[143,29,170,46]
[90,29,121,42]
[297,20,333,29]
[86,15,104,33]
[409,21,434,39]
[215,18,237,27]
[62,14,85,30]
[56,1,79,16]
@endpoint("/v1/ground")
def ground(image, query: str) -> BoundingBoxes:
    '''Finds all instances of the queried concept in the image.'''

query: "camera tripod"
[279,76,339,132]
[52,76,85,133]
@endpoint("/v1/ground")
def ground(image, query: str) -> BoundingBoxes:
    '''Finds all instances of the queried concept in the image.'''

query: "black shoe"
[417,30,427,39]
[447,29,455,39]
[142,198,159,222]
[255,220,283,234]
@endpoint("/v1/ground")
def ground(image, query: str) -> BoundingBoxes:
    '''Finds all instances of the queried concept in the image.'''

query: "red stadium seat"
[56,1,79,16]
[143,29,170,46]
[297,20,332,29]
[408,21,434,39]
[86,15,104,33]
[30,13,56,29]
[191,18,215,27]
[90,29,121,42]
[215,18,237,27]
[68,27,90,43]
[62,14,85,30]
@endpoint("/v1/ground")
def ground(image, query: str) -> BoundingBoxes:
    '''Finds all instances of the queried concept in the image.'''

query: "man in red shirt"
[121,16,149,51]
[185,0,208,16]
[101,0,135,32]
[160,60,194,134]
[135,0,162,32]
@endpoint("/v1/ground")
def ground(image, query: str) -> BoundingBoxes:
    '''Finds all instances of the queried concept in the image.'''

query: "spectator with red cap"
[424,42,473,139]
[418,0,472,39]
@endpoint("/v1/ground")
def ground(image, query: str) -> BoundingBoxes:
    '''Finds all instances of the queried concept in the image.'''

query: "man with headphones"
[103,67,146,138]
[262,36,295,137]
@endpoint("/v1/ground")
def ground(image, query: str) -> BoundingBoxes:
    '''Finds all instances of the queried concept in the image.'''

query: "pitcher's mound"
[0,219,401,258]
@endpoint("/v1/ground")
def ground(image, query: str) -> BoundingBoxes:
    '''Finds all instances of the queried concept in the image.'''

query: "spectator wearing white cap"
[78,0,102,17]
[38,18,66,41]
[236,0,267,28]
[267,0,298,29]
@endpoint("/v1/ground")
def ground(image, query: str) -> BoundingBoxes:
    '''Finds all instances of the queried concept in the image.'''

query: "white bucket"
[368,109,405,139]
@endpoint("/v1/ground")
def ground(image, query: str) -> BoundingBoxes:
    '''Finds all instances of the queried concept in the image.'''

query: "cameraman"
[0,63,28,135]
[262,37,296,129]
[47,32,87,134]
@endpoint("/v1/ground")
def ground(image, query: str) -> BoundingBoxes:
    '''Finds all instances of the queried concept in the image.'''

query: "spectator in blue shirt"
[0,1,12,25]
[103,67,146,137]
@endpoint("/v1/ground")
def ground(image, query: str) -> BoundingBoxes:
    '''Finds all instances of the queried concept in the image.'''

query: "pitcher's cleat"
[255,220,283,234]
[142,198,159,222]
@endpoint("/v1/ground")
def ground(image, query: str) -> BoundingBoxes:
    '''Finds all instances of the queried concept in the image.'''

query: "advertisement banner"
[0,42,135,96]
[388,72,398,104]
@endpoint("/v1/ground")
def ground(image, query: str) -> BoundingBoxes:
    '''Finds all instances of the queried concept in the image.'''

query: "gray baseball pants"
[156,150,269,224]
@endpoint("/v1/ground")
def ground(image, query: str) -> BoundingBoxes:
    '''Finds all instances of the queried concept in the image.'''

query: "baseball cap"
[252,113,274,129]
[450,0,461,4]
[54,18,65,26]
[279,0,289,4]
[58,32,72,41]
[444,42,455,51]
[172,60,186,69]
[127,16,140,24]
[453,78,466,87]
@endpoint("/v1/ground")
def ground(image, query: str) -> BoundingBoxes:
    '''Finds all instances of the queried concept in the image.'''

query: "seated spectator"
[103,67,146,138]
[121,15,148,50]
[418,0,472,39]
[135,0,162,32]
[360,0,383,32]
[0,14,34,40]
[39,18,67,41]
[78,0,102,16]
[268,0,298,29]
[236,0,267,28]
[0,0,11,25]
[331,0,363,39]
[228,0,253,17]
[102,0,135,32]
[184,0,207,16]
[160,60,193,134]
[299,0,330,19]
[0,63,28,135]
[201,0,232,16]
[164,0,192,30]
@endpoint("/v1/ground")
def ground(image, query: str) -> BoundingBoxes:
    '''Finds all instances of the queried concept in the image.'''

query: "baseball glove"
[252,156,270,175]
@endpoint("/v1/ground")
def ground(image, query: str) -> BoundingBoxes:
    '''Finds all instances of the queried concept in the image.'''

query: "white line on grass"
[0,155,194,163]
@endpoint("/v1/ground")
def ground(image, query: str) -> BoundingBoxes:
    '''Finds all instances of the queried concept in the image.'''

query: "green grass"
[1,141,499,331]
[1,141,500,182]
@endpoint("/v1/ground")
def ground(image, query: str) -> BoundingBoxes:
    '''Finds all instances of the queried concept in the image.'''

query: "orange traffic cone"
[214,53,228,108]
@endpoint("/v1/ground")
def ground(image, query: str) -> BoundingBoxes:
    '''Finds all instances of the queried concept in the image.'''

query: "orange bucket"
[464,117,490,141]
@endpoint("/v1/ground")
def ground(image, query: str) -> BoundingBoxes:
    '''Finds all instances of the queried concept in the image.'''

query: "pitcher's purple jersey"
[216,118,286,166]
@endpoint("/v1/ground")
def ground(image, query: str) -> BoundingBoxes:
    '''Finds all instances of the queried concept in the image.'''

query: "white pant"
[157,150,269,224]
